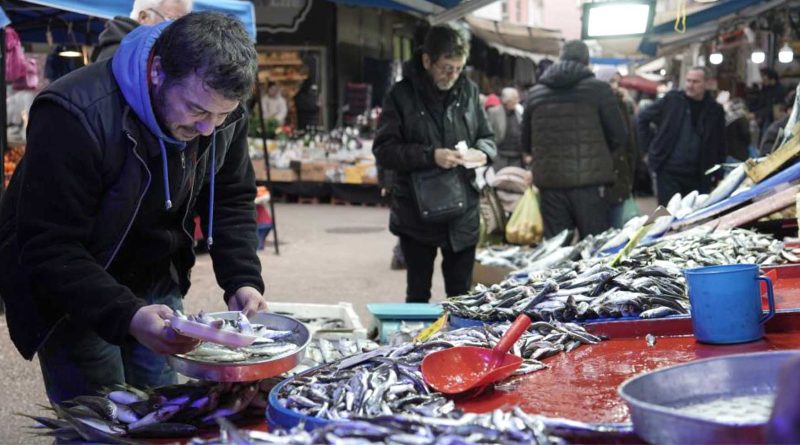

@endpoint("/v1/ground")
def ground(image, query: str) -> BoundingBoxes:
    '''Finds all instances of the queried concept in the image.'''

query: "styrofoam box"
[268,301,366,339]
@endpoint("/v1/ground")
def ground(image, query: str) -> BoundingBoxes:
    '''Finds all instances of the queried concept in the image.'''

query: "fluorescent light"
[584,2,653,39]
[751,50,765,64]
[58,45,82,58]
[779,43,794,63]
[709,52,723,65]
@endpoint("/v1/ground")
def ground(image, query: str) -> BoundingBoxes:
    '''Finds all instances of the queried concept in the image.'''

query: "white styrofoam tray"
[268,301,366,339]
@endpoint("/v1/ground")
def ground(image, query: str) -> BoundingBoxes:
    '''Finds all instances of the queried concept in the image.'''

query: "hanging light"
[659,68,667,76]
[750,50,766,64]
[58,45,82,58]
[709,52,723,65]
[779,43,794,63]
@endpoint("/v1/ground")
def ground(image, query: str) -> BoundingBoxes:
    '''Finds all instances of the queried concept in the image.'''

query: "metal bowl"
[619,351,800,445]
[167,312,310,382]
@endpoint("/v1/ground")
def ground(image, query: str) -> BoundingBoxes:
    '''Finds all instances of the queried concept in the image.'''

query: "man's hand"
[434,148,464,169]
[129,305,200,355]
[227,286,268,316]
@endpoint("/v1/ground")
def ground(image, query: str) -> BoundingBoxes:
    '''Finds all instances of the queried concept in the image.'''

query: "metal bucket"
[619,351,800,445]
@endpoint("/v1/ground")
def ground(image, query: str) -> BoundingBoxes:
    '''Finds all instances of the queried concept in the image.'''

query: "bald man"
[91,0,193,63]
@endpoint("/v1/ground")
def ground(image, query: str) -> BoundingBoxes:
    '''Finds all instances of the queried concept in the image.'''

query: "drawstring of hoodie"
[207,132,217,248]
[158,133,216,248]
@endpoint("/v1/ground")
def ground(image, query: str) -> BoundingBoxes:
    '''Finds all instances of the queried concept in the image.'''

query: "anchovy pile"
[277,321,601,421]
[274,313,348,330]
[450,228,793,322]
[299,336,379,371]
[190,411,562,445]
[22,379,280,442]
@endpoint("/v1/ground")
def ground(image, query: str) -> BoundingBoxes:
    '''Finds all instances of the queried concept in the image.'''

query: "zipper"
[103,131,152,269]
[180,151,186,169]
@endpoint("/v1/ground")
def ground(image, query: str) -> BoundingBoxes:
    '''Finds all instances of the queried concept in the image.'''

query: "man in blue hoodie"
[0,12,266,402]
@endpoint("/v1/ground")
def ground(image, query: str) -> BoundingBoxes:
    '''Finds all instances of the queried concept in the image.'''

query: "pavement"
[0,197,656,443]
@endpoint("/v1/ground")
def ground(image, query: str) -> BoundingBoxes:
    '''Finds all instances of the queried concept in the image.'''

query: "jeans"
[37,276,183,403]
[400,236,475,303]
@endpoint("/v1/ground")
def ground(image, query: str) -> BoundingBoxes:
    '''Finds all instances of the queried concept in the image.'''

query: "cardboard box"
[300,161,335,182]
[251,159,297,182]
[471,262,513,286]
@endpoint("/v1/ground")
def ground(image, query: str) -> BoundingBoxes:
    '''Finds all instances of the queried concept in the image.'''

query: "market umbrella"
[619,75,661,95]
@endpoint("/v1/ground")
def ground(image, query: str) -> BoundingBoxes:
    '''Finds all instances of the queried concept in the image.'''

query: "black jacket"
[522,61,627,189]
[0,60,264,360]
[637,91,726,187]
[373,53,496,252]
[90,16,139,63]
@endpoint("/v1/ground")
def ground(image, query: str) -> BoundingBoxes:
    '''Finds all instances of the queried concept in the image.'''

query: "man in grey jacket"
[487,87,524,169]
[522,40,627,239]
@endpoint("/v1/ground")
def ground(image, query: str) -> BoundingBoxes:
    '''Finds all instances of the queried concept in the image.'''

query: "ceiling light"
[659,68,666,75]
[750,50,765,64]
[709,52,723,65]
[779,43,794,63]
[58,45,82,58]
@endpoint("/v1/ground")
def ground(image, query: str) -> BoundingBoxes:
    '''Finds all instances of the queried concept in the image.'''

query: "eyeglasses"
[147,8,176,22]
[433,60,465,76]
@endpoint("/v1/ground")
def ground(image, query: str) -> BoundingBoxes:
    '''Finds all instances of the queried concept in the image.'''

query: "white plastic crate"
[268,301,366,339]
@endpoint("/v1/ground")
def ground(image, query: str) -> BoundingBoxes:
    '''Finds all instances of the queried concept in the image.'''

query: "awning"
[327,0,460,15]
[1,0,256,41]
[465,16,562,57]
[639,0,786,56]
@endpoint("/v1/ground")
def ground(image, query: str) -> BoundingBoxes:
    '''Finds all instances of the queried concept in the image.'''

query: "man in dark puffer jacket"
[522,40,628,239]
[374,25,496,303]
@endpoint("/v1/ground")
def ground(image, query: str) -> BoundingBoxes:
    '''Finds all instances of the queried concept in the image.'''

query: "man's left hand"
[227,286,268,316]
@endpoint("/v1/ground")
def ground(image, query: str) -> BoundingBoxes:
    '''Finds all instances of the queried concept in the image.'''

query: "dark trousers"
[655,172,703,206]
[399,236,475,303]
[37,276,182,403]
[540,186,611,240]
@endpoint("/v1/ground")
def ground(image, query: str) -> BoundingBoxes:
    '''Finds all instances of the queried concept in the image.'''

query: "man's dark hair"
[153,11,257,101]
[760,68,780,82]
[561,40,590,66]
[423,25,469,63]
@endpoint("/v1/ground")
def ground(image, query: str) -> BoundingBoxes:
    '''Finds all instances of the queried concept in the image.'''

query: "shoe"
[390,256,406,270]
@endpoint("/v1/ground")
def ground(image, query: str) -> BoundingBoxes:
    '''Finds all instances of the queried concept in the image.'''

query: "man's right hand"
[434,148,464,169]
[129,305,200,355]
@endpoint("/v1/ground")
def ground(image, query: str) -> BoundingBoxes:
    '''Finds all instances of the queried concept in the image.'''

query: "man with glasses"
[374,25,496,303]
[91,0,193,63]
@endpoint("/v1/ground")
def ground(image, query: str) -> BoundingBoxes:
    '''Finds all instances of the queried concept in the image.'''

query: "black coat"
[0,60,263,360]
[637,91,726,188]
[521,61,627,189]
[373,54,496,252]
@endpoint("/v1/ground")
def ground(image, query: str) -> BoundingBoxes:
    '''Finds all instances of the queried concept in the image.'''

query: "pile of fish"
[189,411,563,445]
[299,336,379,370]
[22,379,280,442]
[175,311,300,363]
[450,227,793,322]
[277,321,602,421]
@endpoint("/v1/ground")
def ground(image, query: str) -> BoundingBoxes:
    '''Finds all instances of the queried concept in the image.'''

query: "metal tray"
[619,350,800,445]
[167,312,310,382]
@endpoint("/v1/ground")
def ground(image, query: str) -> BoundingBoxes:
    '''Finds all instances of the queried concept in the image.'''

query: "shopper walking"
[0,13,267,403]
[521,40,627,239]
[373,25,496,303]
[262,81,288,126]
[637,66,726,205]
[487,87,525,169]
[724,97,752,162]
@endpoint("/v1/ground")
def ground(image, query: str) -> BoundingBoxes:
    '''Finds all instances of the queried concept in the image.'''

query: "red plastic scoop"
[421,314,532,395]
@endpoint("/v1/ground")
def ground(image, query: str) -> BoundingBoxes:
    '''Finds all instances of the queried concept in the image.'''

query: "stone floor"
[0,198,656,443]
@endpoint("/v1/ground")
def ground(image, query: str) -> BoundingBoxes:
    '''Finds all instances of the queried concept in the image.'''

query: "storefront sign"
[253,0,313,33]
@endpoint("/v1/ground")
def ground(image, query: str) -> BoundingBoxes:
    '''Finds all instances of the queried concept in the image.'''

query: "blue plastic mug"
[684,264,776,344]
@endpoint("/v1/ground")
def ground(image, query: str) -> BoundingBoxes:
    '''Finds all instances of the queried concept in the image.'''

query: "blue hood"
[111,21,219,248]
[112,21,185,148]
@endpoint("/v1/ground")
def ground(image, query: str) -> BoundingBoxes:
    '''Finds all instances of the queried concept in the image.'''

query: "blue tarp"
[1,0,256,40]
[0,7,10,28]
[638,0,768,56]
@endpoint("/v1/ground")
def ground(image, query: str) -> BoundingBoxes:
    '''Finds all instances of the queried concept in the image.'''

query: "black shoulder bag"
[411,168,467,223]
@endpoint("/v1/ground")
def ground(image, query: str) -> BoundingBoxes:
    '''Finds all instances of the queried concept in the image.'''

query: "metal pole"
[254,80,280,255]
